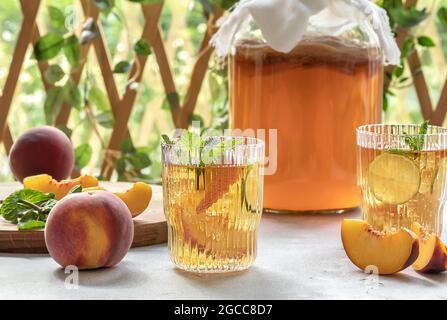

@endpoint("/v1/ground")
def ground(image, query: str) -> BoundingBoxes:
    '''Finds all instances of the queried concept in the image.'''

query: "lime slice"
[368,153,420,205]
[243,165,259,212]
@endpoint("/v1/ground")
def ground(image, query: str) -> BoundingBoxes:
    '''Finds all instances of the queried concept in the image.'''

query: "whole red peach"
[45,191,134,270]
[9,126,74,181]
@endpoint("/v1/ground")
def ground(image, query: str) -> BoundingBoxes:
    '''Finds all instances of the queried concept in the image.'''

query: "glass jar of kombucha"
[213,1,400,213]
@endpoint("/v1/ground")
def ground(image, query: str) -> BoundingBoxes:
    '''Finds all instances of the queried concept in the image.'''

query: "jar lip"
[357,124,447,138]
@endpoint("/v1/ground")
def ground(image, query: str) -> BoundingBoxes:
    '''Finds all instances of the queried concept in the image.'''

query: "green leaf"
[57,125,73,138]
[34,33,64,60]
[401,36,415,58]
[20,211,39,223]
[120,138,135,153]
[217,0,237,10]
[113,60,131,74]
[68,185,82,194]
[383,94,389,112]
[115,157,126,173]
[438,7,447,28]
[18,220,46,230]
[166,92,180,109]
[393,64,404,78]
[39,199,57,214]
[48,6,67,33]
[209,72,221,102]
[417,36,435,47]
[44,64,65,84]
[44,86,65,124]
[179,130,201,152]
[93,0,115,13]
[403,120,429,151]
[190,114,204,127]
[161,134,173,145]
[134,39,152,56]
[128,0,162,3]
[127,152,151,170]
[96,110,114,128]
[88,86,110,111]
[63,78,81,109]
[0,189,54,224]
[419,120,429,135]
[74,144,93,169]
[389,7,429,28]
[63,35,81,69]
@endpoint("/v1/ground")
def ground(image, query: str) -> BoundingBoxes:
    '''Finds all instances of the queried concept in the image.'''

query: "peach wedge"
[23,174,98,200]
[341,219,419,275]
[83,182,152,218]
[411,222,447,273]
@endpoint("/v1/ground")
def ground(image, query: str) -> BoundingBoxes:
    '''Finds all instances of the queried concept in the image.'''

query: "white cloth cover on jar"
[210,0,400,65]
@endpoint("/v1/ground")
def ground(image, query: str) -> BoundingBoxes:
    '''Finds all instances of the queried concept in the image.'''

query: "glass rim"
[357,124,447,138]
[160,135,265,150]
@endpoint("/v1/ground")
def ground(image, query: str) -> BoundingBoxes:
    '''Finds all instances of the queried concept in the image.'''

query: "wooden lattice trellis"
[386,0,447,125]
[0,0,446,181]
[0,0,222,180]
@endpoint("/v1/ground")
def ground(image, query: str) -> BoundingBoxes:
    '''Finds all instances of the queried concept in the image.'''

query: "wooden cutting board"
[0,182,167,253]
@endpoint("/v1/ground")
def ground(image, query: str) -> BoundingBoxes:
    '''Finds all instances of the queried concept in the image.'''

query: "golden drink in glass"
[357,124,447,235]
[161,136,264,272]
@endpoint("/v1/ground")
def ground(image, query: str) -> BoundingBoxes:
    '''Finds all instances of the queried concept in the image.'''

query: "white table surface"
[1,206,447,300]
[0,178,447,300]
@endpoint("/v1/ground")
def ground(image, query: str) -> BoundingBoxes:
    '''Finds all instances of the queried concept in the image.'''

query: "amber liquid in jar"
[230,36,383,212]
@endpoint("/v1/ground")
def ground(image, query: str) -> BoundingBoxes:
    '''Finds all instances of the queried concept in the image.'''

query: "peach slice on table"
[23,174,99,200]
[411,222,447,273]
[341,219,419,275]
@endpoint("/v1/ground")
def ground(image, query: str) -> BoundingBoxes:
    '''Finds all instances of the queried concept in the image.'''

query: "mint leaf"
[18,220,46,230]
[403,120,429,151]
[161,134,174,145]
[0,189,55,225]
[68,185,82,194]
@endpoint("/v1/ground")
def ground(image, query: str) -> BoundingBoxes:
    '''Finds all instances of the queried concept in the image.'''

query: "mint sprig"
[161,131,242,166]
[0,189,56,230]
[403,120,429,151]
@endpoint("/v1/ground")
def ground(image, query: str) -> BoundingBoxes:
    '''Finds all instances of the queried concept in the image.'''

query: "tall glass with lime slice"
[357,124,447,235]
[161,133,264,273]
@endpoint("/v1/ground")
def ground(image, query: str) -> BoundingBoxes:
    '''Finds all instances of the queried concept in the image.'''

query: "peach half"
[412,222,447,273]
[341,219,419,275]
